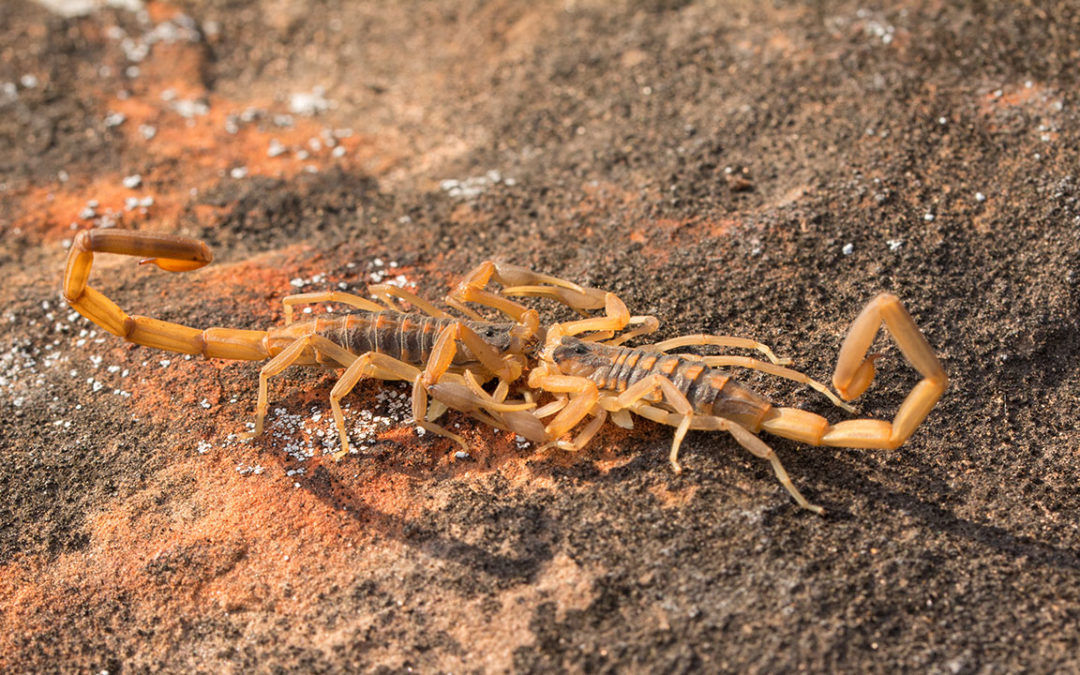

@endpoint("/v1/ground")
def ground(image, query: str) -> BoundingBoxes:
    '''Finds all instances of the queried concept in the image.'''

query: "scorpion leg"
[632,404,824,514]
[698,355,856,413]
[602,374,695,472]
[368,284,454,319]
[646,334,792,366]
[241,334,352,439]
[327,351,468,459]
[758,293,947,450]
[281,291,384,324]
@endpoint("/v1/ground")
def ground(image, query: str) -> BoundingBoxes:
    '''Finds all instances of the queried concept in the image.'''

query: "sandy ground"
[2,0,1079,672]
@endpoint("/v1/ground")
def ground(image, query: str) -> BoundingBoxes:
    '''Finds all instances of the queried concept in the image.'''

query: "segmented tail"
[63,229,269,360]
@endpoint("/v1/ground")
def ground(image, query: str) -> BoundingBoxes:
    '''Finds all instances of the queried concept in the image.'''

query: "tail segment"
[63,229,269,361]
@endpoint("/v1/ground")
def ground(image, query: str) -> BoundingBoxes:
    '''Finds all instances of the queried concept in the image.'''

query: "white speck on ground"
[289,88,333,116]
[440,170,515,200]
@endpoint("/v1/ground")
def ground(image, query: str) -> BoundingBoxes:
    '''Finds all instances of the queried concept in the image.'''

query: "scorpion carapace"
[61,229,608,457]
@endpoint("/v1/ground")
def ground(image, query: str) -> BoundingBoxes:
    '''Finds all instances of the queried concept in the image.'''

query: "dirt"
[2,0,1079,672]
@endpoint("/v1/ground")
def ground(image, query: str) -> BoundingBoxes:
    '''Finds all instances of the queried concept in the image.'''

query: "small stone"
[267,139,287,158]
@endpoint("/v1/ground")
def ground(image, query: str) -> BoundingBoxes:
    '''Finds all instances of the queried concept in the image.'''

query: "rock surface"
[2,0,1078,671]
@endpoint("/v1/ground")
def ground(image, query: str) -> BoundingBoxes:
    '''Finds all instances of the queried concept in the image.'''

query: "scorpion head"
[550,336,611,377]
[470,321,517,351]
[468,314,541,357]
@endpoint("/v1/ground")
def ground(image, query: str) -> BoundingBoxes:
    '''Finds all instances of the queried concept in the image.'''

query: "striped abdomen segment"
[314,312,464,365]
[593,345,773,431]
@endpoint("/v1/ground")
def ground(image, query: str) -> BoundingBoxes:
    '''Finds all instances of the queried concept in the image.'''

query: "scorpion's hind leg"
[368,284,454,319]
[646,334,792,366]
[326,351,468,460]
[632,405,824,514]
[760,293,947,450]
[241,335,332,439]
[281,292,385,324]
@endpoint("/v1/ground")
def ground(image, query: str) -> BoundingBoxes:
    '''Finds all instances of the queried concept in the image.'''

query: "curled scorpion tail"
[63,229,269,361]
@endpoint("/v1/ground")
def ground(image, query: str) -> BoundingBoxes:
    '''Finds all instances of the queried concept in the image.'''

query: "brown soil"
[2,0,1078,672]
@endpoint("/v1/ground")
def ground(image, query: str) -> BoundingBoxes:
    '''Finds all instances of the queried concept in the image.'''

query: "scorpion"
[64,229,947,513]
[61,228,626,457]
[433,288,948,514]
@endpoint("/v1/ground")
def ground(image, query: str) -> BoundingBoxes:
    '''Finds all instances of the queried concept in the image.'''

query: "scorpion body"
[506,290,948,514]
[553,337,772,431]
[273,312,528,372]
[62,229,556,457]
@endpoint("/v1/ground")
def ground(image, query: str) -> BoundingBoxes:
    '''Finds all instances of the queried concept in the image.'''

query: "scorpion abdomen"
[570,339,774,431]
